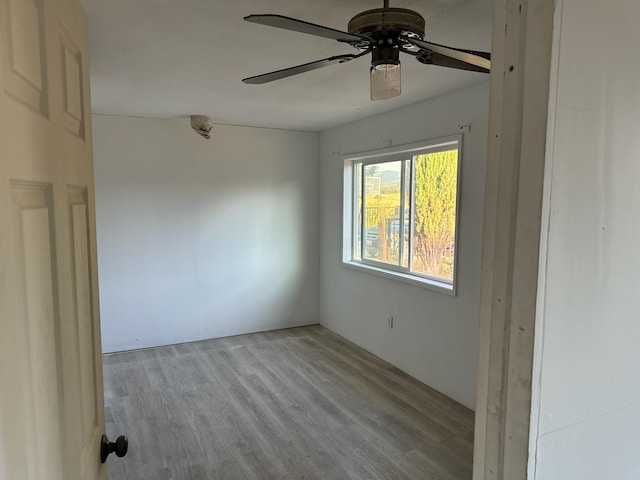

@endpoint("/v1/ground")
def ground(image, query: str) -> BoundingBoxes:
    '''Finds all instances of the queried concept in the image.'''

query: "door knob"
[100,434,128,463]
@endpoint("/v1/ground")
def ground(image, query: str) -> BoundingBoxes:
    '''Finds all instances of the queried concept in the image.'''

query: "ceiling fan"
[242,0,491,101]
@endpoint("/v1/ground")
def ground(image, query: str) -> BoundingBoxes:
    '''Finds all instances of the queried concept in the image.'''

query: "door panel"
[0,0,106,479]
[68,187,103,477]
[4,0,48,113]
[60,26,85,138]
[8,183,63,480]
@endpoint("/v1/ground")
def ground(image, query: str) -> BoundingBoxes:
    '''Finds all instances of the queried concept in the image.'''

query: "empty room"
[2,0,640,480]
[91,0,492,478]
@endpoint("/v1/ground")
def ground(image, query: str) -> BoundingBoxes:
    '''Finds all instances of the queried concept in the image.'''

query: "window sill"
[342,261,456,296]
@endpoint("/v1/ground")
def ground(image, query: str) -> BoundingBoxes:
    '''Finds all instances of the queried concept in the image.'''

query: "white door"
[0,0,110,479]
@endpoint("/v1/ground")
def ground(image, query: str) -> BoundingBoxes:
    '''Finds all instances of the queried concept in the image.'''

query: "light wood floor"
[103,325,474,479]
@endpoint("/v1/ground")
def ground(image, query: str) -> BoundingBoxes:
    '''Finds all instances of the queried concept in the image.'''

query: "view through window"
[349,138,460,288]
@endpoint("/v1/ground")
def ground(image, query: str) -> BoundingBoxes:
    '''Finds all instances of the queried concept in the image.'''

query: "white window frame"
[342,135,463,294]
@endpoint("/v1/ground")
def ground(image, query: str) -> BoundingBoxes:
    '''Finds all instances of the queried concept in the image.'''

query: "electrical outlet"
[388,316,394,329]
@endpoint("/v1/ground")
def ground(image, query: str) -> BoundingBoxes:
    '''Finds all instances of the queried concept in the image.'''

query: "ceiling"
[81,0,494,132]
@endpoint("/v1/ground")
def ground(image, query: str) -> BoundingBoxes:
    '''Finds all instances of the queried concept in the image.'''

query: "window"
[343,136,461,292]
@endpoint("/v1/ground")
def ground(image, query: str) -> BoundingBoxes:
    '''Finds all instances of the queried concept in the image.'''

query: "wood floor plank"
[103,325,474,479]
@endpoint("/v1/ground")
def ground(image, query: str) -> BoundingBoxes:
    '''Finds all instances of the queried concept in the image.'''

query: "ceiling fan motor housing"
[349,8,426,68]
[348,7,425,41]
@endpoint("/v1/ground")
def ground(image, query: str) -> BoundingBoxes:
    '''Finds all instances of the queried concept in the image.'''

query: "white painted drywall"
[530,0,640,478]
[93,115,319,352]
[318,83,489,409]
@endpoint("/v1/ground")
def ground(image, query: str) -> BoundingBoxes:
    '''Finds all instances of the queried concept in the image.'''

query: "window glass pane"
[411,149,458,281]
[363,161,402,266]
[354,162,362,260]
[401,159,411,268]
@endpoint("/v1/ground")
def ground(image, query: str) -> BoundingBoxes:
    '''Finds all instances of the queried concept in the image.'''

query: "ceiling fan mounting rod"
[384,0,389,8]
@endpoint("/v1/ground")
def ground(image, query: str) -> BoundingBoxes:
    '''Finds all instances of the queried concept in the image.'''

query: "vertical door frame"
[473,0,555,478]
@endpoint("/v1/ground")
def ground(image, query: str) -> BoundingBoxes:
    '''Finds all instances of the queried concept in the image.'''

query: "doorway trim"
[473,0,555,478]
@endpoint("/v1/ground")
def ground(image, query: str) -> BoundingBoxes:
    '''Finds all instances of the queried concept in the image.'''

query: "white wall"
[319,83,489,409]
[531,0,640,478]
[93,115,319,352]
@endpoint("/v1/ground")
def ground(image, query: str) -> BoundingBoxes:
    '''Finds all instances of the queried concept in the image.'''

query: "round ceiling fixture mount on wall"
[190,115,214,139]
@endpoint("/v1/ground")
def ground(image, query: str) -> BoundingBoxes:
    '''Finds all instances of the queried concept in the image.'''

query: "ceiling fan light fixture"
[370,43,401,101]
[370,61,401,101]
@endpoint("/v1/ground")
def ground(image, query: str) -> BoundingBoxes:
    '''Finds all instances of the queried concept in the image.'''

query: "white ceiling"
[81,0,494,132]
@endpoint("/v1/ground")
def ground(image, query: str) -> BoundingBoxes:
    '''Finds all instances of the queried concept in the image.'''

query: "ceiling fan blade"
[242,52,367,85]
[401,36,491,71]
[244,14,367,43]
[416,51,490,73]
